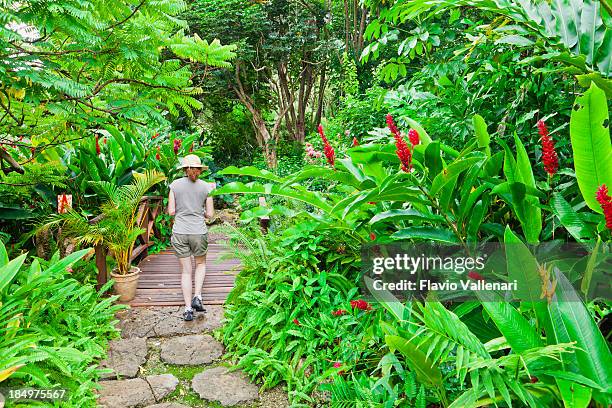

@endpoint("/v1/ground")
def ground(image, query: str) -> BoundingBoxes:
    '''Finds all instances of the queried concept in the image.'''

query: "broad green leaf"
[401,116,432,146]
[478,292,542,353]
[472,114,491,157]
[337,157,368,183]
[218,166,282,182]
[551,193,595,242]
[551,0,579,49]
[570,82,612,213]
[494,34,534,46]
[212,182,333,214]
[430,157,482,196]
[581,238,600,297]
[549,268,612,391]
[556,378,592,408]
[0,241,7,267]
[282,166,368,189]
[0,254,27,292]
[500,140,542,244]
[513,132,536,190]
[594,29,612,77]
[542,370,604,391]
[364,277,410,323]
[491,181,546,200]
[504,227,541,304]
[578,0,605,65]
[467,199,488,239]
[576,72,612,98]
[369,209,445,225]
[392,227,459,243]
[424,141,444,178]
[385,335,443,387]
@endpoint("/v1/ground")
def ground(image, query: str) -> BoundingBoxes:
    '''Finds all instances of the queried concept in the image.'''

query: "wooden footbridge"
[94,196,241,306]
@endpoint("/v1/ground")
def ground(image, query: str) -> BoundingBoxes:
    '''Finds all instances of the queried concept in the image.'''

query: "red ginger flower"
[386,114,412,172]
[350,299,372,311]
[596,184,612,231]
[333,362,342,368]
[173,139,182,154]
[332,309,347,316]
[152,133,158,139]
[317,124,335,167]
[408,129,420,146]
[369,232,376,241]
[468,270,485,281]
[537,120,558,176]
[155,146,161,160]
[292,318,300,326]
[95,135,101,155]
[352,137,359,147]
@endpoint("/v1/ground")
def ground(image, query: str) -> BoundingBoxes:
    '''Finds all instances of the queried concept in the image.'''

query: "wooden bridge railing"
[95,195,163,290]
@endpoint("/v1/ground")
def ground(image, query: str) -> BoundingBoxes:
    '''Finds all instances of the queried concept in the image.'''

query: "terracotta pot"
[110,266,140,302]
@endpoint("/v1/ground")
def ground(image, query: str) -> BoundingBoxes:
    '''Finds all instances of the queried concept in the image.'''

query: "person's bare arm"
[205,197,214,220]
[167,190,176,216]
[205,182,215,219]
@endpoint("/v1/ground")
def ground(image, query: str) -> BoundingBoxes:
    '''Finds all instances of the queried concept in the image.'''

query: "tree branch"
[105,0,147,30]
[0,149,24,174]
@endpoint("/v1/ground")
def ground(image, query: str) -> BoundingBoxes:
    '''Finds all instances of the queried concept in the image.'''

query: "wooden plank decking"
[129,243,240,307]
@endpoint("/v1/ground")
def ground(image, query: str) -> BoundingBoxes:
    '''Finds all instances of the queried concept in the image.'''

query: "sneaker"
[183,309,194,321]
[191,296,205,312]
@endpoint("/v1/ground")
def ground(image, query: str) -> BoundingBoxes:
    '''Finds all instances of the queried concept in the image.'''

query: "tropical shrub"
[0,242,123,406]
[213,82,611,406]
[40,170,166,275]
[222,222,387,404]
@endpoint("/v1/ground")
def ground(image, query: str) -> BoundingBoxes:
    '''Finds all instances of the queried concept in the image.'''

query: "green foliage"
[222,221,391,405]
[570,82,612,214]
[217,105,611,405]
[341,52,360,98]
[0,242,123,405]
[0,162,67,219]
[40,170,165,274]
[0,0,236,148]
[366,0,612,85]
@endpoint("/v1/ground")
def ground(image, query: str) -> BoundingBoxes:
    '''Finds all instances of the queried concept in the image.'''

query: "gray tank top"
[170,177,211,234]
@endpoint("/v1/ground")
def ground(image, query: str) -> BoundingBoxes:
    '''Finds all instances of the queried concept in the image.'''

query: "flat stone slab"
[145,374,178,401]
[192,367,259,406]
[145,404,190,408]
[160,334,223,365]
[98,378,154,408]
[99,337,147,379]
[116,306,224,338]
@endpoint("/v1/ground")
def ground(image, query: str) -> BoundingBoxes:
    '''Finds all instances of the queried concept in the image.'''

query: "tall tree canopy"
[0,0,237,172]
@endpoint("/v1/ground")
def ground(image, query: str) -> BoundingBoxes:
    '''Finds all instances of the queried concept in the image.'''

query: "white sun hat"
[180,154,207,169]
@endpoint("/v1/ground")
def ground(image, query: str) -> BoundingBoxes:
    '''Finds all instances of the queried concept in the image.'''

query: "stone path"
[97,306,288,408]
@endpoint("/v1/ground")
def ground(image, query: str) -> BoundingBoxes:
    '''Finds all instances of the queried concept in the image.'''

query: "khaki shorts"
[171,233,208,258]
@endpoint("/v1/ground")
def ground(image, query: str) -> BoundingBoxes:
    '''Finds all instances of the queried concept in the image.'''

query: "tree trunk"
[314,63,326,128]
[278,62,296,133]
[232,64,278,168]
[295,62,314,143]
[344,0,350,52]
[35,228,51,259]
[356,7,368,55]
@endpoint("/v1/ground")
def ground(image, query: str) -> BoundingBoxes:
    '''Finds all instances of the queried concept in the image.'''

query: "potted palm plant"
[41,170,166,301]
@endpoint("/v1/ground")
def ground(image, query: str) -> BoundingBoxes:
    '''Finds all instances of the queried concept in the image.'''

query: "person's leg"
[194,255,207,300]
[190,233,208,312]
[171,234,194,321]
[179,256,193,309]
